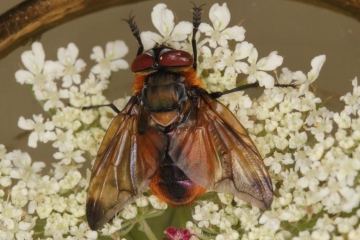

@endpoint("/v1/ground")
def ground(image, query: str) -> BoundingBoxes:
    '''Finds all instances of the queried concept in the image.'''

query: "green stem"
[138,218,157,240]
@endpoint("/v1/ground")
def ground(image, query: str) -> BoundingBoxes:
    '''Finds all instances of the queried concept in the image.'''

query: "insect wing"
[86,97,167,230]
[169,90,273,209]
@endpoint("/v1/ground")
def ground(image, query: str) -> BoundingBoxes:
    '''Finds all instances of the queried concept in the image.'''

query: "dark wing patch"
[169,90,273,209]
[86,97,167,230]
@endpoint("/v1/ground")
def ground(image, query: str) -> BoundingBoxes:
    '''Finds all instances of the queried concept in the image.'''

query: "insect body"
[86,5,273,230]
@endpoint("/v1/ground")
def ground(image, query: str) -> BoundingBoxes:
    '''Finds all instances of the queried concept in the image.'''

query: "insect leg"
[82,103,120,114]
[191,3,205,70]
[123,12,144,56]
[209,83,297,98]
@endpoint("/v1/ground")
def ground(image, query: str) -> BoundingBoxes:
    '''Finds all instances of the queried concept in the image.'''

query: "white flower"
[217,193,234,205]
[42,83,69,111]
[52,129,75,152]
[59,171,82,190]
[297,55,326,93]
[309,115,333,141]
[52,107,82,131]
[240,48,283,88]
[0,202,23,230]
[215,41,253,74]
[67,194,86,218]
[219,92,252,113]
[90,40,129,80]
[199,46,222,70]
[80,73,109,94]
[57,43,86,88]
[53,145,85,165]
[334,216,358,234]
[0,147,13,188]
[333,111,352,129]
[264,152,293,174]
[148,195,167,210]
[122,205,137,219]
[278,67,296,84]
[215,229,239,240]
[141,3,193,50]
[341,77,360,115]
[312,215,335,239]
[18,114,56,148]
[14,42,65,103]
[69,85,90,108]
[289,131,308,150]
[53,146,86,165]
[307,54,326,83]
[135,196,149,207]
[75,130,97,156]
[199,3,245,48]
[44,213,74,236]
[101,215,123,235]
[70,222,98,239]
[15,42,48,85]
[11,181,29,208]
[79,107,99,125]
[336,156,360,185]
[192,202,220,228]
[8,150,45,182]
[36,197,53,219]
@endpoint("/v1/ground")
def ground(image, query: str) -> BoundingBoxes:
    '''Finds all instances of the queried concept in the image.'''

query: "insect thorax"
[141,70,188,113]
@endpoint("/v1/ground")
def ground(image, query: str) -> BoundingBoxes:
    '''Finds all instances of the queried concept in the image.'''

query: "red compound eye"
[131,54,154,72]
[159,50,193,67]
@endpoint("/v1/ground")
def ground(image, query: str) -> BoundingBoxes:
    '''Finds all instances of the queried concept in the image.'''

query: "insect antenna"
[191,3,205,70]
[123,12,144,56]
[209,83,298,99]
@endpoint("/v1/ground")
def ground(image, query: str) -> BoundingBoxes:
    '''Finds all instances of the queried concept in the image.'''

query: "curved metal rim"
[0,0,359,58]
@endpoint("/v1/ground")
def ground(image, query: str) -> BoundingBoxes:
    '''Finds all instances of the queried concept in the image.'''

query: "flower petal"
[307,54,326,83]
[28,132,39,148]
[21,42,45,75]
[110,59,129,71]
[257,51,283,71]
[58,43,79,65]
[234,62,248,73]
[106,40,129,59]
[31,42,45,71]
[140,31,163,50]
[18,117,34,130]
[90,46,104,61]
[151,3,175,37]
[222,25,246,42]
[15,70,33,84]
[199,23,214,35]
[171,21,193,41]
[209,3,230,31]
[248,48,258,65]
[293,70,307,82]
[234,41,253,60]
[256,71,275,88]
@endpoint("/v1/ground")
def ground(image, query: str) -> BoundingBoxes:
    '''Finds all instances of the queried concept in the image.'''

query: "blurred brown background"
[0,0,359,163]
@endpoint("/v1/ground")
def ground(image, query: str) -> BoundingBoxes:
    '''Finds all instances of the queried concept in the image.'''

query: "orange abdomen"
[149,154,206,206]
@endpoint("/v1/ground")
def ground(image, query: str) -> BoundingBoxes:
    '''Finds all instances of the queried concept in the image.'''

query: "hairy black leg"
[82,103,120,114]
[210,83,298,98]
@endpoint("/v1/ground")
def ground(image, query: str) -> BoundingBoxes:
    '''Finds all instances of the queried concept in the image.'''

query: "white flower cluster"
[1,38,166,238]
[1,2,359,240]
[172,4,358,239]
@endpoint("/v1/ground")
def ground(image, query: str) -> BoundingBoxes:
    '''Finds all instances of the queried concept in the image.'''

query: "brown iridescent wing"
[86,96,167,230]
[169,90,273,209]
